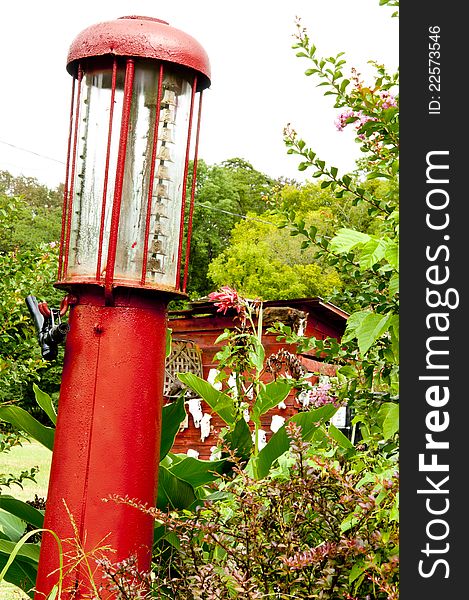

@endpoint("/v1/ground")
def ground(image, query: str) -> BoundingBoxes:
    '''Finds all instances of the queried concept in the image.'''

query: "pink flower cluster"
[301,382,339,409]
[378,90,397,109]
[335,110,377,133]
[334,90,396,135]
[208,286,242,315]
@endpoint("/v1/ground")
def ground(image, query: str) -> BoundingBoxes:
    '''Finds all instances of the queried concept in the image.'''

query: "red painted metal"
[34,288,169,599]
[141,63,164,286]
[96,59,118,282]
[58,78,76,281]
[104,59,135,299]
[66,16,211,91]
[176,74,197,290]
[183,90,204,292]
[62,67,83,277]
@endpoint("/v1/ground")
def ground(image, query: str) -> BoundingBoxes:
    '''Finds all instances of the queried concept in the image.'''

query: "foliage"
[110,423,398,600]
[0,173,62,252]
[0,228,63,419]
[0,430,39,492]
[177,289,353,482]
[272,11,399,452]
[184,158,278,298]
[207,212,343,300]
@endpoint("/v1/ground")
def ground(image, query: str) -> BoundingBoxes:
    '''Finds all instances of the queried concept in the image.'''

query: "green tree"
[0,195,63,418]
[208,211,342,300]
[184,158,276,298]
[0,171,62,252]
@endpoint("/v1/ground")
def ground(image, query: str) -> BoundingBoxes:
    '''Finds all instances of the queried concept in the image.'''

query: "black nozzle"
[25,295,44,335]
[25,295,70,361]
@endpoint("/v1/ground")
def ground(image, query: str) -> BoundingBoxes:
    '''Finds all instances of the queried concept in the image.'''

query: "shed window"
[164,339,203,397]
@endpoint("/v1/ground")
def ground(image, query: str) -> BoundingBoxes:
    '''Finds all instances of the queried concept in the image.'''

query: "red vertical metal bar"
[96,59,118,281]
[183,90,203,292]
[58,78,76,281]
[141,63,164,285]
[104,58,135,297]
[175,75,197,290]
[62,66,83,277]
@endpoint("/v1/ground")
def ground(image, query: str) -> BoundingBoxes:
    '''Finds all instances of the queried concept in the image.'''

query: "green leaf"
[156,465,197,510]
[33,383,56,425]
[0,497,44,530]
[358,237,387,269]
[248,337,265,372]
[379,402,399,438]
[252,379,291,424]
[343,311,393,355]
[0,528,63,597]
[328,424,356,451]
[177,373,236,426]
[389,272,399,297]
[160,397,186,461]
[385,240,399,270]
[165,328,172,359]
[253,405,337,479]
[357,313,392,355]
[0,406,54,451]
[169,456,226,488]
[330,228,370,254]
[349,560,366,584]
[224,418,253,460]
[0,510,26,543]
[0,540,40,565]
[0,552,37,597]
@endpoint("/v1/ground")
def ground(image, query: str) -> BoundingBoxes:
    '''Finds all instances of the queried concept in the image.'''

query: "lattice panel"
[164,340,203,397]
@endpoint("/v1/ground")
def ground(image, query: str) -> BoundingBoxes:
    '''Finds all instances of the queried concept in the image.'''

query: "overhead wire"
[0,139,286,227]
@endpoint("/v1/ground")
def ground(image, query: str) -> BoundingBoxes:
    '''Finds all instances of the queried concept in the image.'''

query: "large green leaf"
[224,418,253,460]
[33,383,56,425]
[0,497,44,530]
[252,380,292,424]
[0,510,26,543]
[169,456,226,488]
[160,396,186,461]
[178,373,236,426]
[328,423,356,452]
[0,540,40,565]
[378,402,399,439]
[253,405,337,479]
[330,228,370,253]
[385,240,399,270]
[342,311,393,355]
[0,553,37,598]
[358,237,387,269]
[0,406,54,451]
[156,465,197,510]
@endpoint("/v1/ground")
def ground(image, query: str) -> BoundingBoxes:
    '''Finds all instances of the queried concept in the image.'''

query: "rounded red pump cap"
[66,15,211,90]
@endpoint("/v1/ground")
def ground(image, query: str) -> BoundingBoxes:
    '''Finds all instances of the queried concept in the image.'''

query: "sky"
[0,1,398,190]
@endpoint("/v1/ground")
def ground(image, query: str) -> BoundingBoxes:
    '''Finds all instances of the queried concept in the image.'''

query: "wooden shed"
[164,297,349,459]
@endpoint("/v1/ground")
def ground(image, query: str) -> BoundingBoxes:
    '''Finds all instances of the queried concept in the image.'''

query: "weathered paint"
[66,16,211,91]
[165,298,348,459]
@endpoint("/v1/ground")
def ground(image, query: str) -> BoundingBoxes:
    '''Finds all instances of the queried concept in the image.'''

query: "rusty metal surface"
[66,15,211,90]
[34,298,168,598]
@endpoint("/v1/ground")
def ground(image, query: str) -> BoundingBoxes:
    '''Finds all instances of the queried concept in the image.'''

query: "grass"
[0,439,52,600]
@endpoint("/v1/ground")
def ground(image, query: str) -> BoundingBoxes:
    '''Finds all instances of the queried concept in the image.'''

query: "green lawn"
[0,440,52,600]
